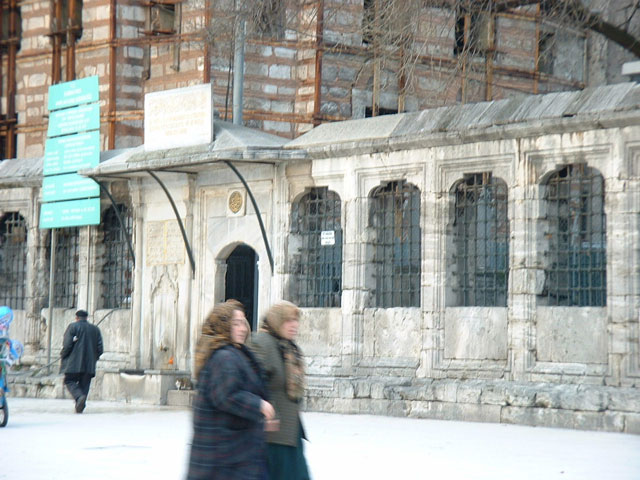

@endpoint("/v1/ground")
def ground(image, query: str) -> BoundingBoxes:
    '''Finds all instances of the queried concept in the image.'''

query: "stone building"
[1,1,639,432]
[2,82,639,433]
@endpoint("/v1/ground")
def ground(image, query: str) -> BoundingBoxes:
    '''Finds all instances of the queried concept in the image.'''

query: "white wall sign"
[320,230,335,246]
[144,84,213,151]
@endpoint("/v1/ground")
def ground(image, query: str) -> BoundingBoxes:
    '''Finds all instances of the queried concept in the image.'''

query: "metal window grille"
[101,204,133,309]
[543,164,606,306]
[52,227,79,308]
[291,187,342,307]
[370,180,421,307]
[454,173,509,307]
[0,213,27,309]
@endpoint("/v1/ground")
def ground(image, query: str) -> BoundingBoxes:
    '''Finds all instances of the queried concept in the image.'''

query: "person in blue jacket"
[59,310,103,413]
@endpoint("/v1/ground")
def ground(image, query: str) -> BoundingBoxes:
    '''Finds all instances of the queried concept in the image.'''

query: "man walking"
[60,310,103,413]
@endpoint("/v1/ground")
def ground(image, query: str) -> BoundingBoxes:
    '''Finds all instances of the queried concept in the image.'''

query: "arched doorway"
[225,244,258,330]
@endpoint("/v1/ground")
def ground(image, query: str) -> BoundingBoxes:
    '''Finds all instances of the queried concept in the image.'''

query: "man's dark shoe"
[75,395,87,413]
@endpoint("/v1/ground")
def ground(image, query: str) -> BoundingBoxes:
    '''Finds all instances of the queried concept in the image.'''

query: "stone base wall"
[7,370,188,406]
[306,377,640,434]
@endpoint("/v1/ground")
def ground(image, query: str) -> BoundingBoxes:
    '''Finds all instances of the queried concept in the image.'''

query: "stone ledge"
[305,396,638,433]
[305,378,640,433]
[167,389,196,407]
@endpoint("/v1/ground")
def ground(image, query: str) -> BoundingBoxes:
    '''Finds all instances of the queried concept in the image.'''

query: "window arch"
[453,173,509,307]
[542,164,606,306]
[52,227,80,308]
[370,180,421,307]
[0,212,27,309]
[290,187,342,307]
[101,204,133,309]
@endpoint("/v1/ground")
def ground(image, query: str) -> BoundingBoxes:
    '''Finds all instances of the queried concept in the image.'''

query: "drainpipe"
[232,19,245,125]
[204,0,211,84]
[52,0,62,83]
[313,0,324,126]
[66,0,77,81]
[109,0,117,149]
[7,0,17,157]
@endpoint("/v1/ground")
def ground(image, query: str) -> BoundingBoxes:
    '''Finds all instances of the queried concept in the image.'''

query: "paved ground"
[2,397,640,480]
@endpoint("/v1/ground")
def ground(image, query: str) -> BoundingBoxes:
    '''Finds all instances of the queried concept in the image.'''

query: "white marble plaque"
[146,220,186,265]
[144,84,213,151]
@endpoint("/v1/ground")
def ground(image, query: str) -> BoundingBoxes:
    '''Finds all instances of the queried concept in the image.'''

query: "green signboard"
[42,77,101,230]
[43,131,100,175]
[42,173,99,203]
[48,76,99,111]
[47,103,100,137]
[40,198,100,229]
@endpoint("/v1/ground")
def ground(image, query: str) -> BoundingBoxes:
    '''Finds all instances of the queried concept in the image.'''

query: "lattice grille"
[101,204,133,309]
[543,164,606,306]
[53,227,79,308]
[370,180,421,307]
[0,212,27,309]
[291,187,342,307]
[454,172,509,306]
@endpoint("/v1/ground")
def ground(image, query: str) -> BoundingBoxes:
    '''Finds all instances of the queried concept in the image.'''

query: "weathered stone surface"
[609,388,640,412]
[536,308,608,364]
[409,401,502,423]
[534,385,564,409]
[624,413,640,434]
[353,380,371,398]
[480,382,509,406]
[456,381,483,404]
[555,385,604,412]
[444,308,508,361]
[504,404,626,432]
[505,384,537,407]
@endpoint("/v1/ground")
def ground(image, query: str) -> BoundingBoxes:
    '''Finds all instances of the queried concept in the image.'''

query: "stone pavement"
[2,397,639,480]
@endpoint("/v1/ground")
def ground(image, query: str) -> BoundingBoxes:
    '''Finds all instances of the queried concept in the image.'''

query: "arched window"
[101,204,133,309]
[453,173,509,306]
[370,180,421,307]
[542,164,606,306]
[52,227,80,308]
[0,213,27,309]
[290,187,342,307]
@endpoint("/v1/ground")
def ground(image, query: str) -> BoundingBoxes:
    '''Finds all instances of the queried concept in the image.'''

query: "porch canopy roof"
[81,119,307,179]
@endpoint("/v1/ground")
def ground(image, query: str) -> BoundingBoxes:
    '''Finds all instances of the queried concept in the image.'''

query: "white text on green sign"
[48,76,99,111]
[42,173,99,203]
[43,131,100,175]
[47,103,100,137]
[40,198,100,229]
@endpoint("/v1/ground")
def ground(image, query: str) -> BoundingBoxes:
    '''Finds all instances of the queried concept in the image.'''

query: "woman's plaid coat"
[187,344,268,480]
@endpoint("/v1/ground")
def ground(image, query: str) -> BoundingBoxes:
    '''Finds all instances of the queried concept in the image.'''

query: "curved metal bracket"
[146,170,196,278]
[88,176,136,265]
[223,160,274,275]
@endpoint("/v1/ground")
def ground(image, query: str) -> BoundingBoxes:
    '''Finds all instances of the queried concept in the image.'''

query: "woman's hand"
[260,400,275,421]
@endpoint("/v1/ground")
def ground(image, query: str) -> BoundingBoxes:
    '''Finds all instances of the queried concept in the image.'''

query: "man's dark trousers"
[64,373,92,400]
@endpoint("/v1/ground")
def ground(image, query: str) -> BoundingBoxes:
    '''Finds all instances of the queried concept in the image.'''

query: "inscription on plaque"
[146,220,186,265]
[144,84,213,151]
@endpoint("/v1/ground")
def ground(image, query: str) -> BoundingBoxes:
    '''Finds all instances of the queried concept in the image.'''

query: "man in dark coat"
[60,310,103,413]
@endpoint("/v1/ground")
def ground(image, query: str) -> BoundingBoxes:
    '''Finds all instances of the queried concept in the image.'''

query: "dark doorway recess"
[225,244,259,330]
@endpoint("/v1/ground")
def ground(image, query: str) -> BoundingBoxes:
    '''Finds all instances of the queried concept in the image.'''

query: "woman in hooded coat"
[187,300,275,480]
[251,301,311,480]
